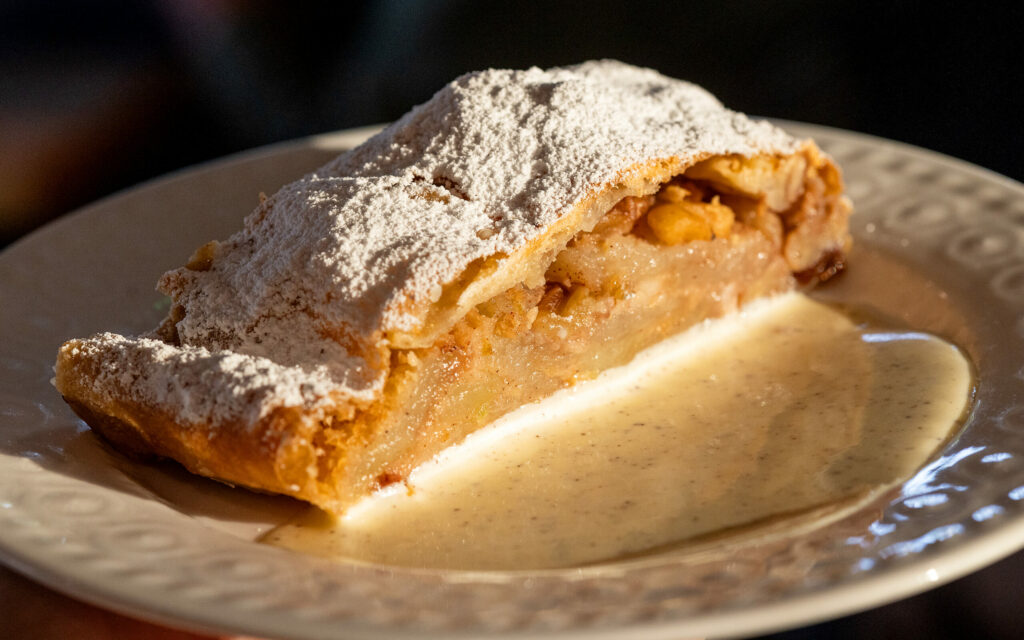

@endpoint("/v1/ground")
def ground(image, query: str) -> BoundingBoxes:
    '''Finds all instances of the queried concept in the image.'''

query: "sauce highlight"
[264,294,973,570]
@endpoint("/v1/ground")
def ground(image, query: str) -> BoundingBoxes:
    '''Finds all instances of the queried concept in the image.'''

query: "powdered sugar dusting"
[99,61,804,423]
[70,333,343,427]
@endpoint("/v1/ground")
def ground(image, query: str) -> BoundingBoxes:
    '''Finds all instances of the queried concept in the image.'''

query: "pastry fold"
[55,61,852,512]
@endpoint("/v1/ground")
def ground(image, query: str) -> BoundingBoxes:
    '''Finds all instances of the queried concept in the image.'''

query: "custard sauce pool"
[264,293,972,570]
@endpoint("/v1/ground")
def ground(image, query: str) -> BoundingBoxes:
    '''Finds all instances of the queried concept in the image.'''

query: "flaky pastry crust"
[55,61,852,512]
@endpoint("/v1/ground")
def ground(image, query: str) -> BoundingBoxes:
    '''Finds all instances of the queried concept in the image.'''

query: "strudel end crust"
[55,61,852,512]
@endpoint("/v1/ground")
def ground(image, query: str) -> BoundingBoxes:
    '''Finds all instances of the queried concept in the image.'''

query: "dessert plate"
[2,123,1024,639]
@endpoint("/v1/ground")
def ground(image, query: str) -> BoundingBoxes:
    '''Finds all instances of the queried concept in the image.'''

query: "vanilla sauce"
[263,293,972,570]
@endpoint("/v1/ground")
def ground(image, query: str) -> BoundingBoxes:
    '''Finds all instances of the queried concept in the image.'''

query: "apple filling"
[315,148,851,504]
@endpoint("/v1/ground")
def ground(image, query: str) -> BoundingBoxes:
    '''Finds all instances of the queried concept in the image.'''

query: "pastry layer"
[54,61,851,512]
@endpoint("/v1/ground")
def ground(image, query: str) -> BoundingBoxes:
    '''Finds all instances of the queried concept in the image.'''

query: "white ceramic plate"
[2,123,1024,640]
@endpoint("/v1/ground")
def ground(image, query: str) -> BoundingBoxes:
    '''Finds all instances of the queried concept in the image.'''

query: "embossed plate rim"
[2,122,1024,639]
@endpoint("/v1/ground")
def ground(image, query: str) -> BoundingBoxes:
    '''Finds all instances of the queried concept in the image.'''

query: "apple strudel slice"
[55,61,852,513]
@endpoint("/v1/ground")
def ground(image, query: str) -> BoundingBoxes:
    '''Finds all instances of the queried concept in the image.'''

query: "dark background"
[1,1,1022,637]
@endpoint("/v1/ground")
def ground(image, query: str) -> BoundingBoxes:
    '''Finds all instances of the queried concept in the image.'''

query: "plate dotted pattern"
[1,125,1023,639]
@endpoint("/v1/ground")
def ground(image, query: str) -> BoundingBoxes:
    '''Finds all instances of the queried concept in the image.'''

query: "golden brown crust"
[56,340,343,507]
